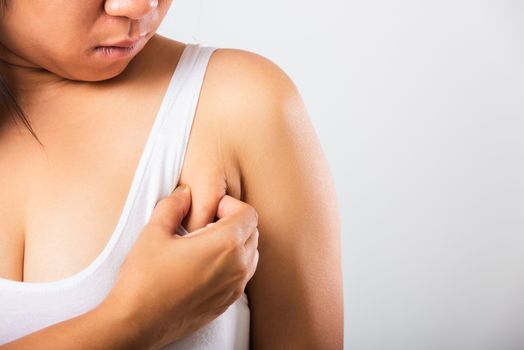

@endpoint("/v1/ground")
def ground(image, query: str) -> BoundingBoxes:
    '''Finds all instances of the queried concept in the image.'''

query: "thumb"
[181,195,247,239]
[149,184,192,236]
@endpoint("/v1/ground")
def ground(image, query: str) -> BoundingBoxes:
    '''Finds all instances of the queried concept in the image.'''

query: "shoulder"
[202,46,310,181]
[205,46,300,122]
[206,46,294,96]
[134,36,299,126]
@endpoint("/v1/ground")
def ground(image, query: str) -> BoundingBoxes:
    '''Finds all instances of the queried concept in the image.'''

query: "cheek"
[2,12,91,63]
[152,0,172,27]
[32,29,93,74]
[142,10,165,34]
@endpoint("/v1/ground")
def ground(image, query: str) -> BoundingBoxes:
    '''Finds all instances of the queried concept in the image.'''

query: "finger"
[182,221,217,239]
[215,195,259,244]
[244,227,259,273]
[245,248,259,282]
[149,184,192,236]
[244,227,259,251]
[182,196,258,245]
[216,195,257,222]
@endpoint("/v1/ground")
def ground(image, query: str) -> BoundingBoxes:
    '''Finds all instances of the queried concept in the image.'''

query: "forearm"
[0,298,154,350]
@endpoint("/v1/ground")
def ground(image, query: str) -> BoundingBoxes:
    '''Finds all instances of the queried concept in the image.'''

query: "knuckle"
[238,259,250,276]
[253,249,260,269]
[226,227,243,250]
[221,233,239,253]
[228,249,249,276]
[245,206,259,224]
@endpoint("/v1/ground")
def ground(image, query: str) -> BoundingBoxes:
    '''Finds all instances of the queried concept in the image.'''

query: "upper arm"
[212,48,343,349]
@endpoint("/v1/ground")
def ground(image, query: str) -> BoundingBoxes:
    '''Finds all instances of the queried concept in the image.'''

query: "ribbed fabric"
[0,43,250,349]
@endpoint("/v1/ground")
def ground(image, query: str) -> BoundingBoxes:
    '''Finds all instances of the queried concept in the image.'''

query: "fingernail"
[173,184,189,193]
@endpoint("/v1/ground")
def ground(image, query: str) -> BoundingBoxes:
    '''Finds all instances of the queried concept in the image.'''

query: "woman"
[0,0,343,348]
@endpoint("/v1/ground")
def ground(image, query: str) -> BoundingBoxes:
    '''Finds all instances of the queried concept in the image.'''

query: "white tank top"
[0,43,250,349]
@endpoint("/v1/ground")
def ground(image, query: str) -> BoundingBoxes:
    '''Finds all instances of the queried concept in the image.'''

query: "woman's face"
[0,0,172,81]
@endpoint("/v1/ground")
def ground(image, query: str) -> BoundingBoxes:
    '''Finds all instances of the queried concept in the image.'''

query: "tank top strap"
[155,43,219,196]
[115,42,218,255]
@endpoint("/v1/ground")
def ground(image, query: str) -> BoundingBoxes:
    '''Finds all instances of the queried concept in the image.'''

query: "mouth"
[94,35,147,59]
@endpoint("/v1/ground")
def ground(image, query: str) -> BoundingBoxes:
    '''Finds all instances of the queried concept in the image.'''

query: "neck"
[0,45,82,109]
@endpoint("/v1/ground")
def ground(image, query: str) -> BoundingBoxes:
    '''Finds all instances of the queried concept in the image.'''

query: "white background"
[158,1,524,349]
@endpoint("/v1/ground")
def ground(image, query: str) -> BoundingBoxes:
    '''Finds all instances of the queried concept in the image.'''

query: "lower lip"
[94,37,145,59]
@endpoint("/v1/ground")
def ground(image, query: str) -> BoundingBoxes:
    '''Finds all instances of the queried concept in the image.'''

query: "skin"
[0,0,343,348]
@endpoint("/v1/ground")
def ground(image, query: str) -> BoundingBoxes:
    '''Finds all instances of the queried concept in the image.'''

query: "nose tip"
[105,0,158,20]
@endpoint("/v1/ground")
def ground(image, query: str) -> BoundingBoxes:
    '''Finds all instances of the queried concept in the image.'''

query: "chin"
[65,60,132,82]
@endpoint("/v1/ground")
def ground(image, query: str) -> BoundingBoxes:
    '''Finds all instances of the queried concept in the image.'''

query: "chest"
[0,87,240,283]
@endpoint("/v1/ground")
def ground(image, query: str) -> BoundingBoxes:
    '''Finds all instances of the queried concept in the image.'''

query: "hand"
[102,184,259,349]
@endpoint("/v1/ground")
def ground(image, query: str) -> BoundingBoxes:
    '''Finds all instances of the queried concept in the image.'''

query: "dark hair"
[0,77,43,145]
[0,0,43,146]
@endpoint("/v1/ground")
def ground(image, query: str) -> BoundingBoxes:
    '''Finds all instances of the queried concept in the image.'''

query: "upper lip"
[99,36,145,48]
